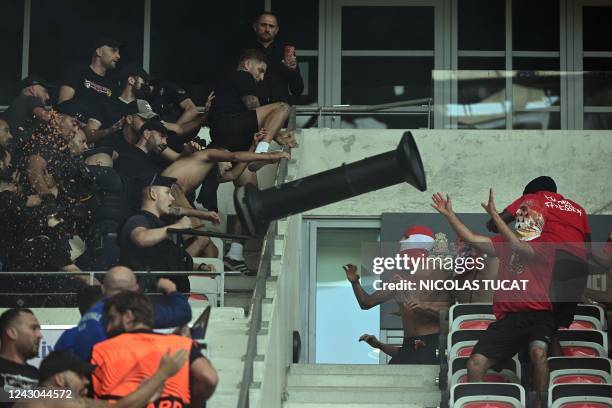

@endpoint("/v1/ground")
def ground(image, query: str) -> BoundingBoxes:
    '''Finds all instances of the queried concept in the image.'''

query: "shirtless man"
[345,225,450,364]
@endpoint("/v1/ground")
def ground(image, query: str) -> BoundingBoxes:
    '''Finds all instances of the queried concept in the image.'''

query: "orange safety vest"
[91,330,193,407]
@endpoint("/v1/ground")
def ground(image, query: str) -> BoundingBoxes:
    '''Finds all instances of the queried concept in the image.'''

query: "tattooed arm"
[241,95,260,110]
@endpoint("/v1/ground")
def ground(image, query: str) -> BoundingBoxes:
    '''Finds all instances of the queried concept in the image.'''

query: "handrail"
[236,106,295,408]
[295,97,433,114]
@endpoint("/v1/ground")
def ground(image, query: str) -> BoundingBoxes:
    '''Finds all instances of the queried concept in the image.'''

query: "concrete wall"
[288,129,612,216]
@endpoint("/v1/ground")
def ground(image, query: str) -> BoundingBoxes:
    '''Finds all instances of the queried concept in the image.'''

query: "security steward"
[92,291,217,407]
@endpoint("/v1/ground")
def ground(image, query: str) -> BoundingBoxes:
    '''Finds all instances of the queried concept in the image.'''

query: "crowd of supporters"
[0,11,301,407]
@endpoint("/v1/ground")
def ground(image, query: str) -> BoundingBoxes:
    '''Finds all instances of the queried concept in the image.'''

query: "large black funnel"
[234,131,427,237]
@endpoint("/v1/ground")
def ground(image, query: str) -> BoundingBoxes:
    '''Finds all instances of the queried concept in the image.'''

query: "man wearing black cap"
[4,76,53,139]
[102,63,152,129]
[58,37,121,129]
[114,118,168,181]
[119,174,197,292]
[486,176,591,356]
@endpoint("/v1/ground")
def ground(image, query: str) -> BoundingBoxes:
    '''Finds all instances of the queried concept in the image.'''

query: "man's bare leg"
[529,342,549,408]
[255,102,290,150]
[467,353,497,382]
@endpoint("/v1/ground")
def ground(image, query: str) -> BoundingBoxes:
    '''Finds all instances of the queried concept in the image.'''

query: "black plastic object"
[234,131,427,236]
[292,331,301,363]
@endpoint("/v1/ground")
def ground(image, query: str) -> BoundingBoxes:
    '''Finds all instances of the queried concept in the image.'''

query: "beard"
[134,84,152,99]
[107,325,126,338]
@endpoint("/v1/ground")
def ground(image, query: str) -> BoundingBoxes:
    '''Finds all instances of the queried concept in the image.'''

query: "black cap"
[523,176,557,195]
[93,37,123,50]
[140,118,167,135]
[39,351,95,382]
[82,146,114,159]
[20,75,55,90]
[54,99,90,123]
[148,173,176,188]
[120,63,151,81]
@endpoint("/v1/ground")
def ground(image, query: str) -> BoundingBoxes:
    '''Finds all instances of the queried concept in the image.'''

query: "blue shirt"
[71,292,191,361]
[54,327,78,352]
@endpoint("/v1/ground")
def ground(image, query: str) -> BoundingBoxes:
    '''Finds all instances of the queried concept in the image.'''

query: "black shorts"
[389,333,439,365]
[209,111,258,152]
[471,311,555,362]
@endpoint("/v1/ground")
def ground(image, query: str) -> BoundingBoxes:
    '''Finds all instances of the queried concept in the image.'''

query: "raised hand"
[204,91,215,113]
[431,192,454,217]
[343,264,360,283]
[358,334,380,348]
[481,188,498,216]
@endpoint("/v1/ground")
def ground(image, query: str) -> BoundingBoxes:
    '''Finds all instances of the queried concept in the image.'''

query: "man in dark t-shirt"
[4,76,53,140]
[209,49,297,157]
[0,309,41,408]
[119,174,196,292]
[58,37,122,143]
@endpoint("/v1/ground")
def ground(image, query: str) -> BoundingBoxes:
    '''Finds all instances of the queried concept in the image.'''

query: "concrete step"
[285,386,440,404]
[224,292,252,312]
[209,307,246,321]
[225,275,257,291]
[288,364,439,377]
[287,372,435,388]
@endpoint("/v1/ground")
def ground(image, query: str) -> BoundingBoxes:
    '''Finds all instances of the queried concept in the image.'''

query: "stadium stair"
[205,306,250,408]
[282,364,441,408]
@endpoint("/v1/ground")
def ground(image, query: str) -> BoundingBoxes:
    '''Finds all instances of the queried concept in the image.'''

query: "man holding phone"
[249,12,304,105]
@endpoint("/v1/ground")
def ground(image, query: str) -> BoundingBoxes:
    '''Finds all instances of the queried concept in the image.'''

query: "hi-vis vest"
[91,331,192,407]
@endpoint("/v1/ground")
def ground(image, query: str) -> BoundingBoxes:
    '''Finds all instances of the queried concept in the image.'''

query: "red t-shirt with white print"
[490,235,555,320]
[505,191,590,259]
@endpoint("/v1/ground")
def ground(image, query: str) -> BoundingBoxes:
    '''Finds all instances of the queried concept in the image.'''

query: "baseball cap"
[39,351,95,382]
[140,118,167,135]
[93,37,123,50]
[20,75,55,90]
[127,99,158,120]
[148,173,176,188]
[54,99,90,123]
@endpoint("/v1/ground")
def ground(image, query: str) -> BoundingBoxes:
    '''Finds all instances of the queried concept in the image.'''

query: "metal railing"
[294,97,433,128]
[236,106,295,408]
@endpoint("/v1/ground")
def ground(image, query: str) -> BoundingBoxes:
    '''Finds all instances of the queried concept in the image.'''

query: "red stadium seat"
[458,320,493,330]
[450,383,525,408]
[462,403,516,408]
[553,374,608,384]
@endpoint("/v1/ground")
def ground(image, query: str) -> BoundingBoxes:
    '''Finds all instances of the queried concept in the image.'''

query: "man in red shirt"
[433,189,555,408]
[486,176,591,347]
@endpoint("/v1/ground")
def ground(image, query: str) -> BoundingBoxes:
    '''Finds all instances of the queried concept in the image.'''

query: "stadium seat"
[449,304,494,325]
[549,383,612,408]
[451,314,496,331]
[548,357,612,387]
[557,330,608,358]
[449,357,521,388]
[447,330,487,360]
[558,304,607,331]
[450,383,526,408]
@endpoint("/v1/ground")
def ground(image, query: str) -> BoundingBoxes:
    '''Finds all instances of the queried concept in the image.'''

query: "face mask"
[399,237,434,252]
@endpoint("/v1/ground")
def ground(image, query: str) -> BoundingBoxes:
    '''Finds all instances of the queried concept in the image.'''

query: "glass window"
[512,0,559,51]
[0,0,24,105]
[512,58,560,110]
[458,0,505,51]
[456,57,506,129]
[583,58,612,107]
[584,113,612,130]
[342,7,434,50]
[151,0,264,105]
[583,6,612,52]
[341,57,433,105]
[29,0,144,91]
[315,228,380,364]
[294,56,318,106]
[272,0,318,50]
